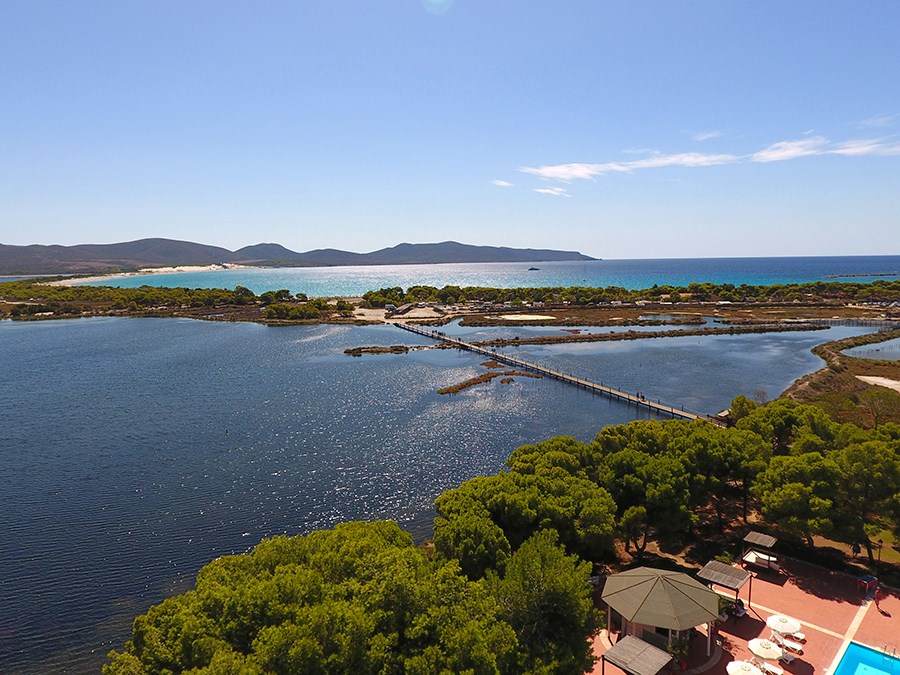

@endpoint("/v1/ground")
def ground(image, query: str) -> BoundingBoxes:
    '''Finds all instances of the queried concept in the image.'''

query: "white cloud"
[517,131,899,186]
[521,162,625,181]
[628,152,738,169]
[491,179,514,187]
[859,114,895,129]
[533,187,571,197]
[521,152,737,181]
[751,137,829,163]
[692,130,722,141]
[831,138,900,156]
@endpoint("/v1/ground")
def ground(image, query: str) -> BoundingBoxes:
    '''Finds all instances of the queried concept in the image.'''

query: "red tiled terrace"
[593,557,898,675]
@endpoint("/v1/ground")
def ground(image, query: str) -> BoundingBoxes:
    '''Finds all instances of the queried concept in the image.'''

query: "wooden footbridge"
[394,323,724,426]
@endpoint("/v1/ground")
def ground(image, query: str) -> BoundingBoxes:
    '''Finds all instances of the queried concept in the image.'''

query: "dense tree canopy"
[4,278,899,313]
[360,279,900,308]
[106,398,900,673]
[435,437,618,567]
[105,522,596,675]
[437,403,898,570]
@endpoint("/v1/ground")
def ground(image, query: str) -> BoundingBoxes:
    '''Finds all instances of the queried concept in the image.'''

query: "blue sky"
[2,1,898,259]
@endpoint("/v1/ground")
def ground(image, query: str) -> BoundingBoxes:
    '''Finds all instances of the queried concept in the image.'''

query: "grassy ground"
[783,329,900,427]
[609,497,900,587]
[455,301,897,326]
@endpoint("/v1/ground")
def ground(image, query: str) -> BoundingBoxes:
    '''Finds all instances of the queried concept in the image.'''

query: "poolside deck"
[592,557,897,675]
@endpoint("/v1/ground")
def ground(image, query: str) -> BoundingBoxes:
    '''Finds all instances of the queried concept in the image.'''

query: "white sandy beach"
[855,376,900,394]
[499,314,555,321]
[47,263,257,287]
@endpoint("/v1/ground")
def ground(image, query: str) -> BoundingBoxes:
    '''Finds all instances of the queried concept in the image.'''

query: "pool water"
[835,643,899,675]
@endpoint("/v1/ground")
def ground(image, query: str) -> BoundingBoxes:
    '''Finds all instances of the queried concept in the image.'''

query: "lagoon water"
[81,255,900,296]
[0,314,878,673]
[842,336,900,361]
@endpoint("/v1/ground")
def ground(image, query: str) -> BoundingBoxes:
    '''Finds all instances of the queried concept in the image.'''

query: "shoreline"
[46,263,260,287]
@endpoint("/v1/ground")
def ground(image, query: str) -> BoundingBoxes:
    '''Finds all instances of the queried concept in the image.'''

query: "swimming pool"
[834,643,899,675]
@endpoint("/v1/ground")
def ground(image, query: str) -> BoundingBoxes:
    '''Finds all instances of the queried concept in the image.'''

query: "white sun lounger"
[753,658,784,675]
[743,550,781,572]
[772,633,804,654]
[779,652,796,665]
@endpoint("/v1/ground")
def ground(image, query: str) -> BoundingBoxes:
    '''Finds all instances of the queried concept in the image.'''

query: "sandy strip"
[856,376,900,393]
[499,314,555,321]
[47,264,257,286]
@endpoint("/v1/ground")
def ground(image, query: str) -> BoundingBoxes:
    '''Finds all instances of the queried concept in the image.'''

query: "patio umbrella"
[748,638,784,661]
[727,661,764,675]
[766,615,801,636]
[601,567,719,630]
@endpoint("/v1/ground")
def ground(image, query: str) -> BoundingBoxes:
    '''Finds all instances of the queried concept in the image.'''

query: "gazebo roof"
[697,560,752,591]
[602,636,673,675]
[602,567,719,631]
[744,531,777,549]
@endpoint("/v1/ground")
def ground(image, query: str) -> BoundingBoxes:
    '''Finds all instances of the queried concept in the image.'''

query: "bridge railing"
[393,323,722,426]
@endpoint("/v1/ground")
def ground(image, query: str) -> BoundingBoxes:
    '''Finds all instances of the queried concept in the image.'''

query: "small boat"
[528,266,540,271]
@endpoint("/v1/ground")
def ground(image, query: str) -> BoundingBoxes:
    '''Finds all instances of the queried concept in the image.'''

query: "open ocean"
[3,255,897,673]
[80,255,900,295]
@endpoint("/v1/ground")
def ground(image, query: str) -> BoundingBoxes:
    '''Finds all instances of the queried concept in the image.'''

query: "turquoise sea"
[81,255,900,295]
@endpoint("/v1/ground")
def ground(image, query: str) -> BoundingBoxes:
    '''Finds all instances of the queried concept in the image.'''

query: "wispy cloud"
[831,138,900,156]
[533,187,571,197]
[629,152,738,169]
[491,179,514,187]
[521,152,737,181]
[751,137,829,163]
[692,130,722,141]
[517,132,900,189]
[522,163,619,181]
[858,114,895,129]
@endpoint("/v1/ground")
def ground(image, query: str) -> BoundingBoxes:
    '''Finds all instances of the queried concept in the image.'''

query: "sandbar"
[855,376,900,393]
[498,314,555,321]
[47,263,257,287]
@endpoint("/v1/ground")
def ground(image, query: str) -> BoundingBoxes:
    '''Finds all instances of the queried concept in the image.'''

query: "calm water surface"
[842,336,900,361]
[79,255,900,296]
[0,317,875,673]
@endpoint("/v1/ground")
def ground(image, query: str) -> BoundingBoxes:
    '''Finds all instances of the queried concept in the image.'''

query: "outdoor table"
[857,574,878,593]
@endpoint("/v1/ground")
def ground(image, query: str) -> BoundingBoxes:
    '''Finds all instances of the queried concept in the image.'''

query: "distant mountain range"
[0,239,597,275]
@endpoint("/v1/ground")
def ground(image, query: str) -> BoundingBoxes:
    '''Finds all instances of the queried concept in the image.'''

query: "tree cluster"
[360,280,900,307]
[436,399,899,569]
[0,282,333,321]
[743,399,900,558]
[0,280,246,309]
[264,298,331,320]
[105,522,596,675]
[104,399,898,674]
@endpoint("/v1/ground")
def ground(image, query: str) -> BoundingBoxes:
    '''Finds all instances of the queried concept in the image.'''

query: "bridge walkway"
[394,323,724,426]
